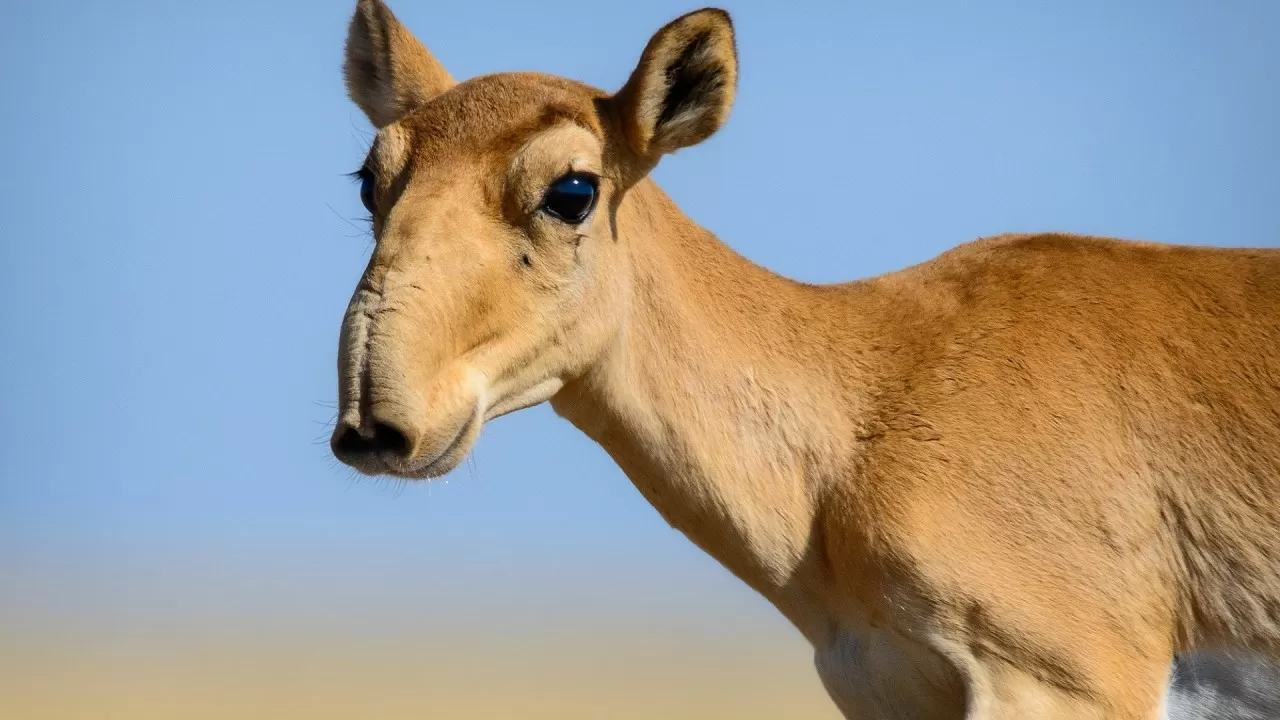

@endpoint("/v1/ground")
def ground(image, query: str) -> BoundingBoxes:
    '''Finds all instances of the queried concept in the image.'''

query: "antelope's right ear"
[343,0,455,128]
[612,8,738,165]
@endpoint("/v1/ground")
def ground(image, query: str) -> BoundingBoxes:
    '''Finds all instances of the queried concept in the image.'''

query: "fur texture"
[328,3,1280,718]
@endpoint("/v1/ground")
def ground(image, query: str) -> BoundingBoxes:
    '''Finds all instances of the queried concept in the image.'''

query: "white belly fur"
[813,627,963,720]
[814,634,1280,720]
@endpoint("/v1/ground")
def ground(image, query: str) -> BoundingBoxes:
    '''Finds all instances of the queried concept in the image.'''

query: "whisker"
[348,117,374,148]
[323,201,369,237]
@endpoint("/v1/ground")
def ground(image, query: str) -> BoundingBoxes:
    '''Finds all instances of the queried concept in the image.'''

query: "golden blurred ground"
[0,624,839,719]
[1,529,841,718]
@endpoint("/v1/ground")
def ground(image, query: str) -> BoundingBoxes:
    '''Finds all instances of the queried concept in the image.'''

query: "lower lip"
[403,411,477,477]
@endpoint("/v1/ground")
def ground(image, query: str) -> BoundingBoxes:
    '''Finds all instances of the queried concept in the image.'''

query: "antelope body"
[327,2,1280,717]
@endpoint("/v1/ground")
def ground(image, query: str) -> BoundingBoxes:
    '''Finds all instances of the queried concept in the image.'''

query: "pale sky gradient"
[1,1,1277,717]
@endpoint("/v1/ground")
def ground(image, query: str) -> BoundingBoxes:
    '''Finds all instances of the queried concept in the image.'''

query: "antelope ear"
[613,8,738,162]
[343,0,456,128]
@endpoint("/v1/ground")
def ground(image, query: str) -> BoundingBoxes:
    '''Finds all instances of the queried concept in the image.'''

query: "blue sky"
[1,0,1277,708]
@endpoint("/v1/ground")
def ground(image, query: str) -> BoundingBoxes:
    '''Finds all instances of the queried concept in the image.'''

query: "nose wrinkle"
[345,275,426,430]
[340,287,383,429]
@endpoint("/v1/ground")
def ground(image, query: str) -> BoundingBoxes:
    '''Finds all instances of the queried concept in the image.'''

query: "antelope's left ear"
[612,8,738,164]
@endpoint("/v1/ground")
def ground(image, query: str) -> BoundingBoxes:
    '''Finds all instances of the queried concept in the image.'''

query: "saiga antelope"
[326,1,1280,717]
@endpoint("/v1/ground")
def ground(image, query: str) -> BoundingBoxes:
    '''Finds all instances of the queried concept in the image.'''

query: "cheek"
[521,222,588,289]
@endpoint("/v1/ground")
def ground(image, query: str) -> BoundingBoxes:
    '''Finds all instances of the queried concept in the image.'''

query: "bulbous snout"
[326,212,549,479]
[329,283,487,479]
[329,382,483,479]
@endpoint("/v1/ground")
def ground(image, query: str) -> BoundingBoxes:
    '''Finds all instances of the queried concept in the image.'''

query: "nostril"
[332,421,412,460]
[371,422,409,456]
[334,425,374,456]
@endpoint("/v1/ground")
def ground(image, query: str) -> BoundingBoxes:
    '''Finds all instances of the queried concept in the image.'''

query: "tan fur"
[328,3,1280,718]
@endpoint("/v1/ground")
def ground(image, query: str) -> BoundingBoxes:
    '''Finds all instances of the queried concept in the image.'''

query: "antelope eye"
[541,173,598,224]
[358,170,376,214]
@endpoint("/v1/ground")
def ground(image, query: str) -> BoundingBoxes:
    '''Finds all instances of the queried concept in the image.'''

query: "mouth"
[333,369,566,481]
[398,408,480,479]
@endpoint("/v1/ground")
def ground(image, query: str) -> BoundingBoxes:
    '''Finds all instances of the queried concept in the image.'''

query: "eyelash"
[348,166,376,223]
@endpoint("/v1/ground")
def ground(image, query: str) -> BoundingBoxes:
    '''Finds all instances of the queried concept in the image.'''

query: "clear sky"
[1,1,1278,717]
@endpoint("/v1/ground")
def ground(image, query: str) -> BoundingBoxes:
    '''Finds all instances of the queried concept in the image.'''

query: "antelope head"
[330,0,738,478]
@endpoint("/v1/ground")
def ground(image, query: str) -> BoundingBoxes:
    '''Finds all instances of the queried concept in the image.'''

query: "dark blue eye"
[541,173,598,223]
[358,170,376,214]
